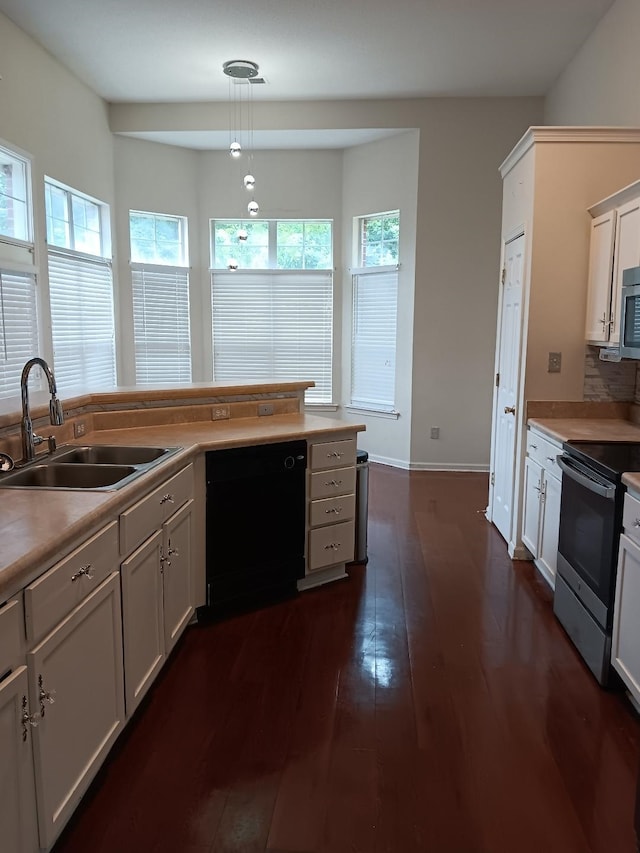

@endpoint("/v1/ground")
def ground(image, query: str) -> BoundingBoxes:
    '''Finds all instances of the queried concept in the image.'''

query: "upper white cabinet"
[586,181,640,346]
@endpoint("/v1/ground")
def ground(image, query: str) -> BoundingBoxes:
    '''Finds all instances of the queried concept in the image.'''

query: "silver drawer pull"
[325,479,343,487]
[38,674,56,717]
[21,697,39,741]
[325,507,342,514]
[160,493,175,505]
[167,546,180,557]
[71,564,94,582]
[327,451,343,458]
[633,519,640,528]
[324,542,341,551]
[530,444,537,450]
[546,456,555,463]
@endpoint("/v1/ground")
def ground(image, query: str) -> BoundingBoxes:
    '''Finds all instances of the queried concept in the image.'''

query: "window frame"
[357,209,400,269]
[129,209,188,267]
[210,218,333,271]
[44,177,111,259]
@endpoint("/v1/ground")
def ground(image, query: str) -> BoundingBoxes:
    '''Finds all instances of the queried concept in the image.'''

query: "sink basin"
[53,445,174,466]
[0,463,137,490]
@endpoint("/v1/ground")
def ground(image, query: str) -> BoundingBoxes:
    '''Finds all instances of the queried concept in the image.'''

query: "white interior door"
[491,233,524,544]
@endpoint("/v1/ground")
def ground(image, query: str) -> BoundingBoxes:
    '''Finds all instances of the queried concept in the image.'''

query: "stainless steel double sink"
[0,445,181,490]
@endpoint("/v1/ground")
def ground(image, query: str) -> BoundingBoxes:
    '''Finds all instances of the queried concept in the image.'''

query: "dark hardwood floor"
[53,465,640,853]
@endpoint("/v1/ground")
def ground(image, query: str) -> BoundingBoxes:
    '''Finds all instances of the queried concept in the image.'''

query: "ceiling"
[0,0,615,149]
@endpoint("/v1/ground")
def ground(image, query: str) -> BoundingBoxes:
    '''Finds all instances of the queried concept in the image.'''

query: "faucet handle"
[50,396,64,426]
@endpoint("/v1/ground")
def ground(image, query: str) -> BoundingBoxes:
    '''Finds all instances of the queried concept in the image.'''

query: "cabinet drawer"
[309,493,356,528]
[120,464,193,556]
[310,466,357,500]
[623,493,640,545]
[527,430,561,476]
[310,439,357,471]
[0,596,24,676]
[308,520,355,572]
[25,521,119,645]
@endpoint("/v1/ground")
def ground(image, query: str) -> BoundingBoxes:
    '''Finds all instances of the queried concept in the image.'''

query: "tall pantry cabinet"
[488,127,640,559]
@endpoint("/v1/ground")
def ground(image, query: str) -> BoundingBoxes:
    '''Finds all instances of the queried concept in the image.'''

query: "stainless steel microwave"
[620,266,640,358]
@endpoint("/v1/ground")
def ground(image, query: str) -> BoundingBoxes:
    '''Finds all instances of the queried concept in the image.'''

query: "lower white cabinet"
[28,572,125,849]
[0,666,39,853]
[163,499,194,655]
[612,501,640,709]
[522,427,562,588]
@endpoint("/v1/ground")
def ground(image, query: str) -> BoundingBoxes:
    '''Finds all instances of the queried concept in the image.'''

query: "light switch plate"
[73,421,86,438]
[212,405,230,420]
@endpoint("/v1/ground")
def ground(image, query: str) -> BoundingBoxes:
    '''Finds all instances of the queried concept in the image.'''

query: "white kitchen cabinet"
[0,666,39,853]
[521,427,562,589]
[300,437,357,590]
[28,572,125,850]
[586,185,640,346]
[120,465,195,716]
[612,493,640,710]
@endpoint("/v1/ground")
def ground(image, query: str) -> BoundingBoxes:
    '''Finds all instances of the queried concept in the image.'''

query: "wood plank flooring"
[52,465,640,853]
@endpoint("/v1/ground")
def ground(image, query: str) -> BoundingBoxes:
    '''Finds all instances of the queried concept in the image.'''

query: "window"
[129,211,191,384]
[45,179,115,392]
[210,220,333,404]
[0,143,38,399]
[350,211,399,413]
[0,147,30,243]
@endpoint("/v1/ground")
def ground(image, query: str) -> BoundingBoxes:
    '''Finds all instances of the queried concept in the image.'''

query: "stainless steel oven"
[554,442,640,684]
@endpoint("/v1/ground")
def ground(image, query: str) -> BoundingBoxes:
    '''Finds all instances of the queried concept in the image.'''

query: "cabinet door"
[611,197,640,344]
[585,210,617,343]
[612,533,640,705]
[0,666,39,853]
[163,499,194,656]
[521,456,542,557]
[28,573,125,850]
[121,530,165,716]
[538,471,562,587]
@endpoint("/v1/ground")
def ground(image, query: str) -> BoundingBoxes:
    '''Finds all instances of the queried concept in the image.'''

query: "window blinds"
[211,270,333,404]
[351,268,398,411]
[132,265,191,384]
[0,268,39,398]
[48,249,116,392]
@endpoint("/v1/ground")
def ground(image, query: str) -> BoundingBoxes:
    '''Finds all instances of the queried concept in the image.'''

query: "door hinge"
[501,267,506,284]
[490,472,495,486]
[495,372,500,387]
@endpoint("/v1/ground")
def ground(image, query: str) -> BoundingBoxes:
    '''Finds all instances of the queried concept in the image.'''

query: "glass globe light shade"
[248,201,259,217]
[237,229,248,241]
[243,174,256,190]
[227,258,239,270]
[229,141,242,158]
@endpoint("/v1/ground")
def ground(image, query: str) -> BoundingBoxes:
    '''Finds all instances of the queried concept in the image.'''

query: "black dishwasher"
[201,440,307,617]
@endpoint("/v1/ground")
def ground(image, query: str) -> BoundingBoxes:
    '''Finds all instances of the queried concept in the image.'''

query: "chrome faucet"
[20,357,64,464]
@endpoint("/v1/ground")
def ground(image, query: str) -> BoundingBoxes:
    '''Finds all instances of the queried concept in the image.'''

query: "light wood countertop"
[0,413,364,602]
[528,417,640,444]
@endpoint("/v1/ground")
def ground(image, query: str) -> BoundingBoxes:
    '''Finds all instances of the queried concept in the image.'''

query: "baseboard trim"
[367,453,490,473]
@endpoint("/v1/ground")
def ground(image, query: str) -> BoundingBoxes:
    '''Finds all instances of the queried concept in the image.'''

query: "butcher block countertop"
[0,413,365,602]
[528,417,640,444]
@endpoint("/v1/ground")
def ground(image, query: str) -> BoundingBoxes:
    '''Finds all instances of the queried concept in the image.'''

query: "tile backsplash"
[583,346,640,402]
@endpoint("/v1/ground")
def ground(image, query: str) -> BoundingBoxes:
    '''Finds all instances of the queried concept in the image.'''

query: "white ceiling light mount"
[223,60,259,80]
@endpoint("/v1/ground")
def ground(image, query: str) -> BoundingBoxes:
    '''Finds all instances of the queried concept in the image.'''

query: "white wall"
[341,131,419,467]
[545,0,640,125]
[0,12,115,368]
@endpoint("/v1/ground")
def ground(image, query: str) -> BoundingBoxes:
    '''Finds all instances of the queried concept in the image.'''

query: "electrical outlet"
[212,405,230,420]
[430,426,440,439]
[258,403,274,417]
[73,420,86,438]
[548,351,562,373]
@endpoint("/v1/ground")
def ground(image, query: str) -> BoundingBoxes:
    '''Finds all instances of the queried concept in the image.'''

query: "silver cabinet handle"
[167,545,180,557]
[327,451,343,458]
[633,519,640,528]
[325,507,342,514]
[546,456,555,463]
[71,564,94,582]
[324,542,342,551]
[21,696,39,741]
[160,547,171,571]
[325,479,343,487]
[530,444,537,450]
[160,493,175,505]
[38,674,56,717]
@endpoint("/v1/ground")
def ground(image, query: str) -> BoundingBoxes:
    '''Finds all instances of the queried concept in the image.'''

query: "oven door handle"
[556,456,616,500]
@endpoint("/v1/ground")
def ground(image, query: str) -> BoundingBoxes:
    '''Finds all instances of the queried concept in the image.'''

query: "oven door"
[556,454,620,627]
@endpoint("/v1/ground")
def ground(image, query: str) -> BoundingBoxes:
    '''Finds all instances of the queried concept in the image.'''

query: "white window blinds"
[211,270,333,404]
[0,268,39,398]
[48,249,116,392]
[132,265,192,384]
[351,267,398,411]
